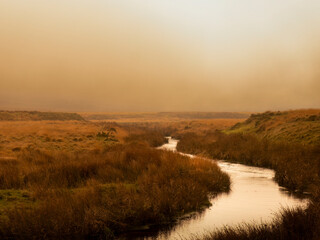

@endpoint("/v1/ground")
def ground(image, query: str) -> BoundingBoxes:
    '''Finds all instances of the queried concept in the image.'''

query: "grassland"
[176,109,320,240]
[114,118,245,140]
[0,111,84,121]
[225,109,320,145]
[0,111,231,239]
[0,144,230,239]
[0,120,128,157]
[3,109,319,239]
[80,111,250,122]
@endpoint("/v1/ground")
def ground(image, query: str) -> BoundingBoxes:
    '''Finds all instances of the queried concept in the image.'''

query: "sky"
[0,0,320,112]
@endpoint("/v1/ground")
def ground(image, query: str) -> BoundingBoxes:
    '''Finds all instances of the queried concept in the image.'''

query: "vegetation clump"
[124,129,168,147]
[0,134,230,239]
[191,200,320,240]
[96,128,118,142]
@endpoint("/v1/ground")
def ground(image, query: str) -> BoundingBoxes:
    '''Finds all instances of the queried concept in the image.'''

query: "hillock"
[226,109,320,145]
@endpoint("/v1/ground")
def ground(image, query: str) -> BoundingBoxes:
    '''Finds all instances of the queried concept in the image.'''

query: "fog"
[1,0,320,112]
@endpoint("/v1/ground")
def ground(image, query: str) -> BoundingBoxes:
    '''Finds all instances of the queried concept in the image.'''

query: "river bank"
[119,137,308,240]
[0,130,230,239]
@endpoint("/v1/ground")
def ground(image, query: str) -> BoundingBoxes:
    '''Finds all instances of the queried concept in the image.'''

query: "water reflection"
[119,138,308,240]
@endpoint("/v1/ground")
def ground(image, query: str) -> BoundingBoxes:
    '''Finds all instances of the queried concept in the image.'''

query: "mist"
[1,0,320,112]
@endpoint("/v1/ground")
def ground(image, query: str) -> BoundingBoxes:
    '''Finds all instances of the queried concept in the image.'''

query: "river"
[120,137,308,240]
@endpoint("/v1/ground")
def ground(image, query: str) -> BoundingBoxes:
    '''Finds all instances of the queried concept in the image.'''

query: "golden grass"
[0,118,231,238]
[225,109,320,145]
[0,142,230,239]
[0,121,128,157]
[119,119,245,137]
[176,111,320,240]
[79,112,250,122]
[0,111,84,121]
[178,132,320,192]
[191,201,320,240]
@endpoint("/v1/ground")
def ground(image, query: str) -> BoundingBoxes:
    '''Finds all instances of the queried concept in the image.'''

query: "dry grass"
[119,119,245,137]
[226,109,320,145]
[0,143,230,239]
[177,131,320,193]
[190,200,320,240]
[0,121,128,157]
[0,119,230,239]
[79,112,250,122]
[0,111,84,121]
[176,110,320,240]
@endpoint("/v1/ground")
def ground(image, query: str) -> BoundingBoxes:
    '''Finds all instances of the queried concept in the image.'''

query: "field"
[0,111,233,239]
[176,109,320,240]
[0,121,127,158]
[3,109,319,239]
[80,112,250,122]
[0,111,246,159]
[0,111,84,121]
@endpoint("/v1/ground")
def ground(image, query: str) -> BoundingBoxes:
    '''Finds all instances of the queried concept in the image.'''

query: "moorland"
[0,111,234,239]
[177,109,320,240]
[1,109,319,240]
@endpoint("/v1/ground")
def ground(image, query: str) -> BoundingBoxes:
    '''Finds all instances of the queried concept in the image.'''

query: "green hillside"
[225,109,320,145]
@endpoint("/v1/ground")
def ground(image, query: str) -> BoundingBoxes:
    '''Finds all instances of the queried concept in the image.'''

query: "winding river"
[120,137,308,240]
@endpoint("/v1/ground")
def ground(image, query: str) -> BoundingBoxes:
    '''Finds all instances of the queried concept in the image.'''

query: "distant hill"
[81,112,250,121]
[225,109,320,145]
[0,111,84,121]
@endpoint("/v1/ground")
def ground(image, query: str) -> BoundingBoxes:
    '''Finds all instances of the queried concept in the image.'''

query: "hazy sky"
[1,0,320,112]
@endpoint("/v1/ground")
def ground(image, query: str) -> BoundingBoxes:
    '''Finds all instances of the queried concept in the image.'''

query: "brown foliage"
[177,131,320,240]
[0,142,230,239]
[178,132,320,193]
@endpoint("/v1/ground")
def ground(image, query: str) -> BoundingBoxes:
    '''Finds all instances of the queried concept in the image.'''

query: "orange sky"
[0,0,320,112]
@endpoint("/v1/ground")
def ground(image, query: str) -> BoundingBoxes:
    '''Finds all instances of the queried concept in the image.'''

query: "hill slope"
[225,109,320,145]
[0,111,84,121]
